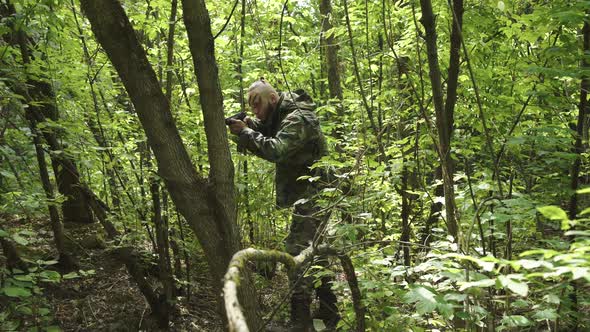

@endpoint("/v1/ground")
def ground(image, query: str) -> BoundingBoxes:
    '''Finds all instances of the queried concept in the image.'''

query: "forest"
[0,0,589,331]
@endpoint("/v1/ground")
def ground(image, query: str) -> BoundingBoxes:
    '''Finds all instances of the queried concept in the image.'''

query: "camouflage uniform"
[238,91,337,330]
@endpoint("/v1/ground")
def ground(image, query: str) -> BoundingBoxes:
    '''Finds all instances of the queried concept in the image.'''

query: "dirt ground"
[1,215,298,332]
[1,217,223,331]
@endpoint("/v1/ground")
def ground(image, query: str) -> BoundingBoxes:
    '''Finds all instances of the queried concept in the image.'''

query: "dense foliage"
[1,0,589,330]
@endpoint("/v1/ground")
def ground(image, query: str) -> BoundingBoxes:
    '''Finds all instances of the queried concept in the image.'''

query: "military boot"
[290,283,313,332]
[313,276,339,330]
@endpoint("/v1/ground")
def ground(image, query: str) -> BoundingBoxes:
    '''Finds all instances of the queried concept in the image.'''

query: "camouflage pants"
[285,202,338,330]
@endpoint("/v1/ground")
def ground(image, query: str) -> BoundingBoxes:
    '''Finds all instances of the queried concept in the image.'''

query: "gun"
[225,111,247,126]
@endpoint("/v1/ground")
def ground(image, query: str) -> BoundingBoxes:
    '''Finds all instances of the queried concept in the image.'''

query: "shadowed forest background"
[1,0,589,331]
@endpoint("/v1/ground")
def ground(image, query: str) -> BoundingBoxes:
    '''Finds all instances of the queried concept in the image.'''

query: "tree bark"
[149,174,174,325]
[180,0,260,328]
[444,0,463,137]
[320,0,343,106]
[568,19,590,221]
[29,118,76,270]
[343,0,378,137]
[0,238,28,271]
[565,15,589,332]
[419,0,459,241]
[235,0,254,244]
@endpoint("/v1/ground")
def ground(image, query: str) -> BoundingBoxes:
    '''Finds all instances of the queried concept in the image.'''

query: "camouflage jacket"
[238,91,327,208]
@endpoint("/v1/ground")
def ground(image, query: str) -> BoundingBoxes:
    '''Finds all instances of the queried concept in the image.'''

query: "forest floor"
[2,216,299,331]
[2,216,223,331]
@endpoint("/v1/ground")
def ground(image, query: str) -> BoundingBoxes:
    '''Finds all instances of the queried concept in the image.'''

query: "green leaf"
[518,259,546,269]
[17,306,33,315]
[41,260,59,266]
[571,267,589,280]
[520,249,559,259]
[0,229,8,238]
[459,279,495,291]
[436,301,454,319]
[13,274,33,282]
[498,276,528,297]
[62,272,79,280]
[537,206,568,220]
[444,293,467,302]
[79,269,95,276]
[313,319,326,331]
[576,187,590,194]
[501,315,531,327]
[510,299,529,308]
[532,309,558,321]
[579,206,590,215]
[403,286,438,314]
[543,294,561,304]
[46,326,62,332]
[3,286,32,298]
[12,234,28,246]
[40,270,61,282]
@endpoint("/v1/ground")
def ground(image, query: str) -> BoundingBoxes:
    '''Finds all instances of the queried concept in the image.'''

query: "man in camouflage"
[228,78,338,331]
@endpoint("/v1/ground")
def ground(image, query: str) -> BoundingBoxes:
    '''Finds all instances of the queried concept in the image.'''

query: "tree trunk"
[444,0,463,137]
[235,0,254,244]
[419,0,459,241]
[320,0,343,106]
[568,19,590,221]
[180,0,260,328]
[80,0,258,327]
[29,118,76,270]
[565,15,589,332]
[0,238,28,271]
[150,172,175,325]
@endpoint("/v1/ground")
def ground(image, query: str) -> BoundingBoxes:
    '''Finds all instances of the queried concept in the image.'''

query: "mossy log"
[223,245,365,332]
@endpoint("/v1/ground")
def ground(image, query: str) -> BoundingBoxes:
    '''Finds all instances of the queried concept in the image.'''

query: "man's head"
[248,78,279,121]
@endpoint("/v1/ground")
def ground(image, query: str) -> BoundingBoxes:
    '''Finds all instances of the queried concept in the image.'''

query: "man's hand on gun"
[228,119,246,135]
[225,111,253,135]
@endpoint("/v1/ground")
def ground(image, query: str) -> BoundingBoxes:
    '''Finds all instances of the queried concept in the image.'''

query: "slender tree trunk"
[169,227,183,290]
[180,0,260,328]
[235,0,254,244]
[400,162,411,266]
[165,0,178,103]
[29,118,76,270]
[1,238,27,271]
[343,0,378,137]
[176,209,192,300]
[419,0,459,241]
[566,15,589,332]
[1,4,78,268]
[320,0,343,106]
[422,167,443,245]
[397,60,413,266]
[444,0,463,137]
[568,19,590,221]
[150,172,175,325]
